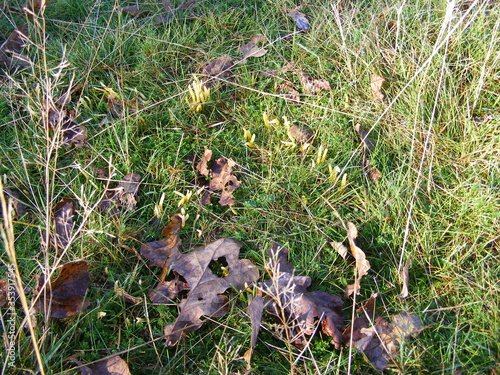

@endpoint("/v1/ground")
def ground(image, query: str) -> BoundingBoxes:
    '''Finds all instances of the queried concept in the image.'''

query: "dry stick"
[0,181,46,375]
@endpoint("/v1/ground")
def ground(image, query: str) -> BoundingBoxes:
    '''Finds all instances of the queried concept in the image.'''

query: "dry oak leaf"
[163,238,259,345]
[299,72,331,94]
[245,295,265,367]
[98,173,141,216]
[115,287,143,305]
[260,243,344,349]
[371,73,386,103]
[287,9,310,32]
[196,150,241,206]
[42,197,76,250]
[1,188,28,218]
[289,124,314,144]
[33,260,90,318]
[354,123,374,150]
[343,294,424,371]
[345,222,371,297]
[202,54,233,87]
[71,355,131,375]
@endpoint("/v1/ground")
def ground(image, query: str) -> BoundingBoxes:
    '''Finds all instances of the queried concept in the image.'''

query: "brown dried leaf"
[98,173,141,216]
[202,55,233,87]
[344,295,424,371]
[289,124,313,144]
[163,238,259,345]
[196,150,241,206]
[277,82,300,102]
[331,241,348,259]
[367,165,382,182]
[121,5,146,17]
[245,295,264,367]
[196,148,213,176]
[299,72,330,94]
[345,222,371,296]
[72,355,131,375]
[115,287,143,305]
[287,9,310,32]
[371,73,386,103]
[0,24,30,68]
[2,188,28,218]
[0,279,7,308]
[141,214,182,268]
[398,265,409,299]
[62,121,87,148]
[34,260,90,318]
[261,244,344,349]
[240,35,268,60]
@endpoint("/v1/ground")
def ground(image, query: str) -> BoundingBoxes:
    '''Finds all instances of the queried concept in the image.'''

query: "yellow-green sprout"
[312,145,328,167]
[328,164,341,181]
[263,112,280,128]
[243,128,257,148]
[341,173,348,188]
[179,207,189,227]
[186,76,210,113]
[174,190,193,207]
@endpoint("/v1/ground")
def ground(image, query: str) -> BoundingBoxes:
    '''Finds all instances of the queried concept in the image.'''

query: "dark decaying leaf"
[98,173,141,216]
[260,243,344,349]
[42,197,75,250]
[363,159,382,182]
[141,214,182,268]
[343,294,424,371]
[156,238,259,345]
[244,295,265,366]
[287,9,310,31]
[121,5,148,17]
[0,24,30,69]
[299,72,330,94]
[196,150,241,206]
[70,355,131,375]
[34,260,90,318]
[354,123,374,150]
[1,188,28,218]
[0,279,8,308]
[149,275,189,305]
[202,55,233,87]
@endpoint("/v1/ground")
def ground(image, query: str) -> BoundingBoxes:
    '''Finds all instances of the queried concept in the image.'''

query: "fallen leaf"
[121,5,147,17]
[2,188,28,218]
[277,82,300,102]
[62,121,87,148]
[202,55,233,87]
[289,124,313,144]
[160,238,259,345]
[34,260,90,318]
[345,222,371,296]
[354,123,374,150]
[344,295,424,371]
[115,287,143,305]
[398,265,409,299]
[287,9,310,32]
[366,164,382,182]
[299,72,330,94]
[41,197,75,250]
[0,279,8,307]
[141,214,182,268]
[240,34,268,61]
[245,295,264,367]
[331,241,348,259]
[260,244,344,349]
[149,275,189,305]
[371,73,386,103]
[71,355,131,375]
[196,150,241,206]
[98,173,141,216]
[0,24,30,69]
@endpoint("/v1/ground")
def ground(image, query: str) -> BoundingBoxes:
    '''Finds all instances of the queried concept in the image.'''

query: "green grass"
[1,0,499,373]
